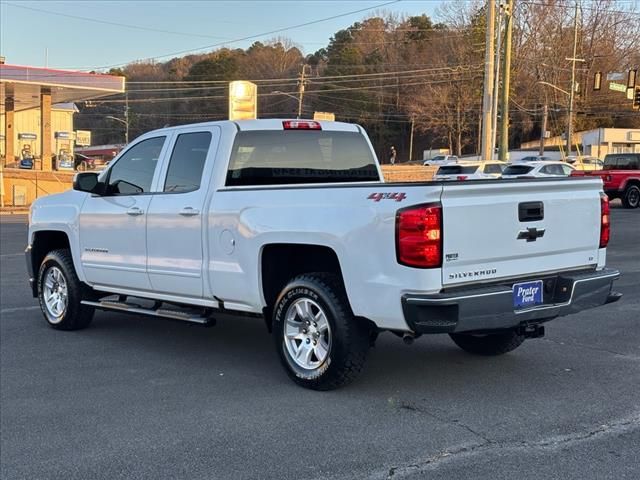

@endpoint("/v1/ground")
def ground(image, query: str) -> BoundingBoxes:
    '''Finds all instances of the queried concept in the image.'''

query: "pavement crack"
[395,400,494,444]
[382,411,640,479]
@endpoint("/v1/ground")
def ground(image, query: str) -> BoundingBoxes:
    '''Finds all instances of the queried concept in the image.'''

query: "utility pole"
[480,0,496,161]
[409,116,415,162]
[566,2,579,157]
[124,90,129,144]
[297,65,307,119]
[498,0,514,161]
[539,103,548,156]
[491,3,503,157]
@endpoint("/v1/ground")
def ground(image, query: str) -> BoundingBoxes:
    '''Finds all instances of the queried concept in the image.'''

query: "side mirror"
[73,172,102,194]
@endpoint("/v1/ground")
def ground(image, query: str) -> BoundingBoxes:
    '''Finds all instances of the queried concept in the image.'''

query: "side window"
[561,165,573,175]
[107,137,166,195]
[539,166,551,175]
[484,164,503,174]
[549,165,563,175]
[164,132,212,193]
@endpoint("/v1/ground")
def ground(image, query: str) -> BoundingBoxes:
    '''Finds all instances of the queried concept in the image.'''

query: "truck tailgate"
[440,178,603,287]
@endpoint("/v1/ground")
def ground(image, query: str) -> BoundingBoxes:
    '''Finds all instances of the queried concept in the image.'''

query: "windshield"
[431,155,446,161]
[503,165,534,175]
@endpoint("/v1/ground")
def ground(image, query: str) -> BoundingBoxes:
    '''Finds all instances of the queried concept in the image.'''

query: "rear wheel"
[38,249,94,330]
[622,185,640,209]
[273,273,370,390]
[449,329,525,356]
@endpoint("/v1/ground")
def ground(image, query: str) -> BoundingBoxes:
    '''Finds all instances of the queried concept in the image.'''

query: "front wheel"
[37,249,94,330]
[449,329,525,356]
[273,273,370,390]
[622,185,640,209]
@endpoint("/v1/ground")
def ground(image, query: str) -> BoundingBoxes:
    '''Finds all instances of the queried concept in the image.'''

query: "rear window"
[436,165,478,175]
[503,165,534,175]
[226,131,380,186]
[603,154,640,170]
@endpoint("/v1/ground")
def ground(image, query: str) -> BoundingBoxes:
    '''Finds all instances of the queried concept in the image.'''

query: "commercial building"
[1,61,124,169]
[1,61,124,207]
[520,128,640,159]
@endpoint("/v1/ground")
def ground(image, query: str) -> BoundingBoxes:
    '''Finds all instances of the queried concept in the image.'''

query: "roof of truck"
[142,119,362,136]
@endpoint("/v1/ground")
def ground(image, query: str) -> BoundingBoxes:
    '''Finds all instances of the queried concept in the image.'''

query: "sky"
[0,0,442,71]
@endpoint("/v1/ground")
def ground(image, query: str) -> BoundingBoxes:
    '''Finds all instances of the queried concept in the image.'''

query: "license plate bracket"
[513,280,543,309]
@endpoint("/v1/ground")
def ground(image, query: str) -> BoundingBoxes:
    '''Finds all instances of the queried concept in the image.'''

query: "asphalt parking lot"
[1,207,638,480]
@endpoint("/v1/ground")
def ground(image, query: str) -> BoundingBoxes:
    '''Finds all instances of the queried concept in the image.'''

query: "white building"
[579,128,640,158]
[520,128,640,159]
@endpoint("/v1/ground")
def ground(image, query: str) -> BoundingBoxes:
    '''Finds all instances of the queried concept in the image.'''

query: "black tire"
[37,249,94,330]
[622,184,640,209]
[272,273,370,390]
[449,329,525,356]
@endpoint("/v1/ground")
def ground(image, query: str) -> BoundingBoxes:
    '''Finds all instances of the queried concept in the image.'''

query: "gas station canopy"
[1,63,125,112]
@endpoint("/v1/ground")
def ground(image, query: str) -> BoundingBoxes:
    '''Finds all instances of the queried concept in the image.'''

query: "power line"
[3,2,229,40]
[81,0,403,70]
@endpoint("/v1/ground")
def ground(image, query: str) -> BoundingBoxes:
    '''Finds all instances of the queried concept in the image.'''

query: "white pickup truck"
[26,119,621,390]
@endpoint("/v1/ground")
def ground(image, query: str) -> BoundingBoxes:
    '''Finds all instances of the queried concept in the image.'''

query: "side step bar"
[81,299,215,326]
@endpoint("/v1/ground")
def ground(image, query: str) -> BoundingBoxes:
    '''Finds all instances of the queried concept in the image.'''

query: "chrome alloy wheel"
[284,298,332,370]
[43,266,68,322]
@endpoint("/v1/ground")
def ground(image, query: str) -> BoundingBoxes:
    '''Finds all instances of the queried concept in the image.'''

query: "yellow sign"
[75,130,92,146]
[229,81,257,120]
[313,112,335,121]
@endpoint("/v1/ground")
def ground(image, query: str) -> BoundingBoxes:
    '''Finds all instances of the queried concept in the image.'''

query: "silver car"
[501,161,575,179]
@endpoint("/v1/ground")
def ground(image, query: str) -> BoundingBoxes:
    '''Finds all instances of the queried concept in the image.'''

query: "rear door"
[440,179,602,287]
[146,126,220,298]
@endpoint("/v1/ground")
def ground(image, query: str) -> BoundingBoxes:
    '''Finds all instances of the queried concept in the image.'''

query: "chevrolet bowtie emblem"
[517,227,546,242]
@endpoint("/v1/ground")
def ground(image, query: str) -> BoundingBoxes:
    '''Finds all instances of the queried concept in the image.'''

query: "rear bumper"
[402,268,621,334]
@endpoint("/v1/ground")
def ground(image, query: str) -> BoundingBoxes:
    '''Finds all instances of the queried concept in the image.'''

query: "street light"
[536,80,576,158]
[536,81,570,97]
[105,115,129,144]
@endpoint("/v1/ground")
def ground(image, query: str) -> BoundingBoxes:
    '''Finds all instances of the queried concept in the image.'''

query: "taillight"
[600,193,610,248]
[457,175,468,181]
[396,203,442,268]
[282,120,321,130]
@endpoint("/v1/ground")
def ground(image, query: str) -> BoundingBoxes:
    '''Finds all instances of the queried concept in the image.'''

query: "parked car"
[26,119,621,390]
[566,156,603,171]
[74,153,96,171]
[571,153,640,208]
[516,155,553,163]
[501,161,575,179]
[423,154,458,166]
[433,162,506,181]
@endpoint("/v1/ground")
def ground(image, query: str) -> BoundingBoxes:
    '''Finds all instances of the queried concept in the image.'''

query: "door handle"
[126,207,144,216]
[179,207,200,217]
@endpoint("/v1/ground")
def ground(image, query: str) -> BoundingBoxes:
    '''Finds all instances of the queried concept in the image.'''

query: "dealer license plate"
[513,280,543,309]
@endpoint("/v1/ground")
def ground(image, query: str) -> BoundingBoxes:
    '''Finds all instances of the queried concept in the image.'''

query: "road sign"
[229,81,257,121]
[75,130,91,146]
[314,112,335,121]
[609,82,627,92]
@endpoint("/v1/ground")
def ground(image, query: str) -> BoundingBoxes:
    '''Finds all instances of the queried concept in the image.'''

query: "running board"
[81,300,215,326]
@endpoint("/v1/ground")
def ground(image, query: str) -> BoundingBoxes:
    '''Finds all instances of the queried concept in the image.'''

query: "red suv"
[572,153,640,208]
